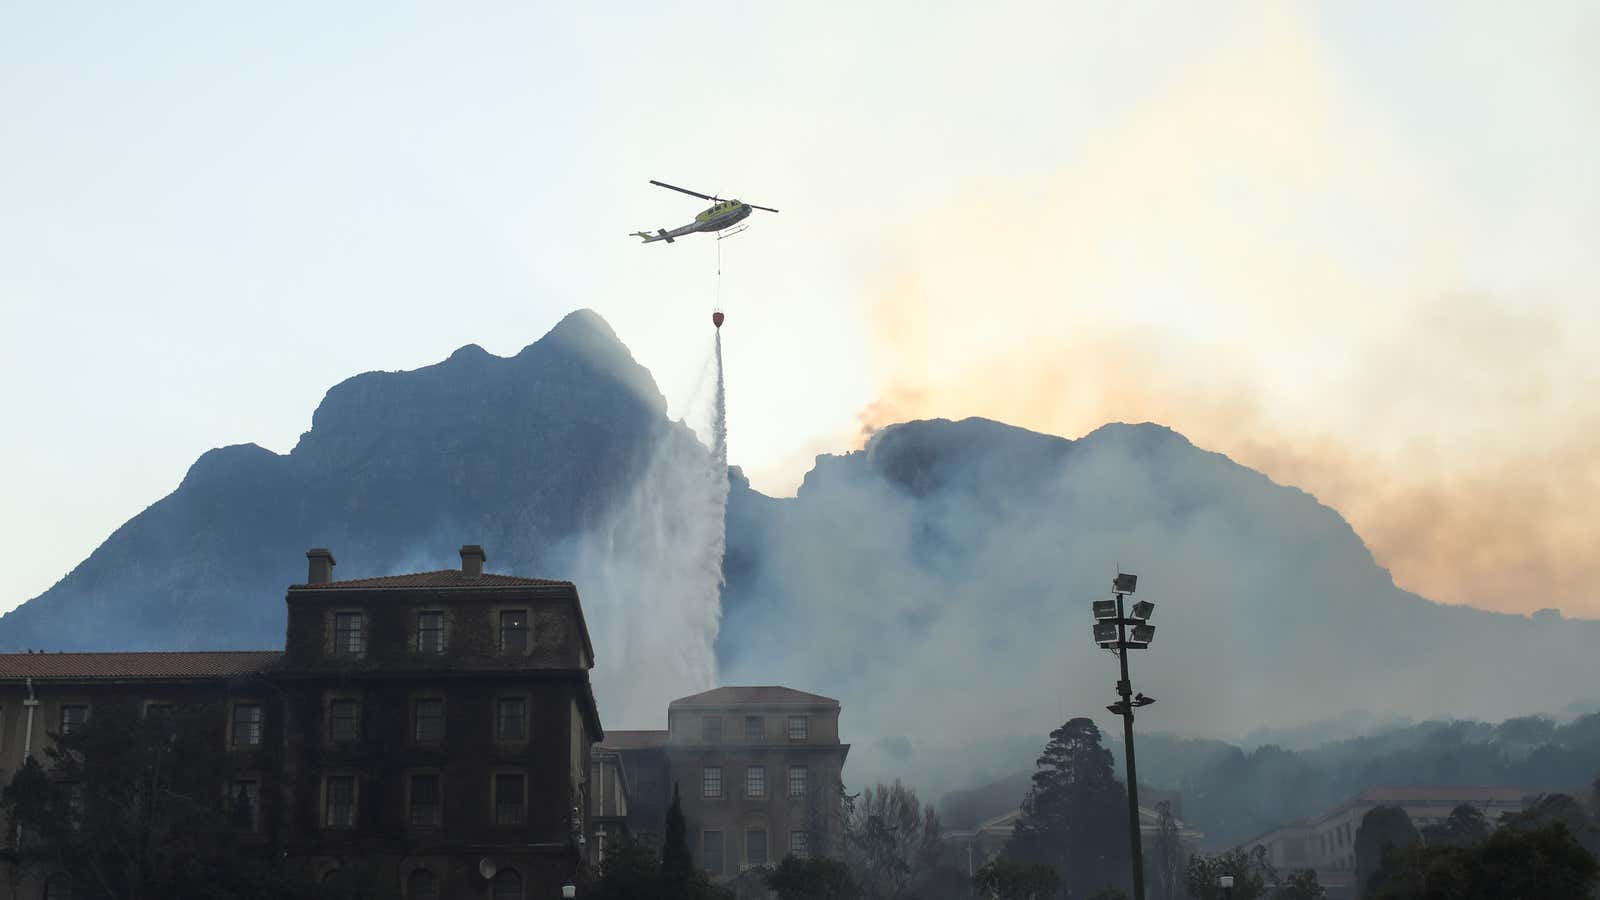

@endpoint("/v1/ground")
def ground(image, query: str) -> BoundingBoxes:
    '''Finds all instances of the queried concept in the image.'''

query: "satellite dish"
[478,858,497,880]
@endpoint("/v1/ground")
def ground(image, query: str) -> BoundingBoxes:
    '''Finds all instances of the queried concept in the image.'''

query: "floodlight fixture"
[1219,875,1235,889]
[1130,624,1155,644]
[1093,599,1118,620]
[563,884,578,899]
[1133,693,1156,708]
[1093,622,1118,644]
[1131,600,1155,621]
[1114,572,1138,594]
[1107,701,1131,716]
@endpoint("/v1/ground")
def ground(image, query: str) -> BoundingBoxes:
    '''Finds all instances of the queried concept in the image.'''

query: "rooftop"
[669,686,840,708]
[0,650,283,680]
[598,729,670,750]
[290,570,573,590]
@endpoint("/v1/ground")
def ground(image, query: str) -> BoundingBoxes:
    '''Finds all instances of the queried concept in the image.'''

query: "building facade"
[0,545,603,900]
[1239,786,1527,899]
[599,686,850,881]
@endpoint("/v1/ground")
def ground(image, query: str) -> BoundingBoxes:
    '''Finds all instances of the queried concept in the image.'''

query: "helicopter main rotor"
[649,179,778,213]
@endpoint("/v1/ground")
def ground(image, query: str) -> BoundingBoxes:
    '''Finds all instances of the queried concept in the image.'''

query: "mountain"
[4,309,1597,797]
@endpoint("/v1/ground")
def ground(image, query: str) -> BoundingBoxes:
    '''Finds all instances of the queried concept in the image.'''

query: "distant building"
[0,545,603,900]
[599,686,851,880]
[1239,786,1527,899]
[942,791,1204,876]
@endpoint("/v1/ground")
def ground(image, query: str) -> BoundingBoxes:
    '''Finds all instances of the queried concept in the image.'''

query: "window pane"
[703,831,724,875]
[702,767,721,799]
[745,767,765,799]
[747,828,768,866]
[414,699,444,742]
[790,831,809,859]
[417,612,445,654]
[408,869,440,900]
[495,774,525,824]
[496,698,527,739]
[410,775,440,827]
[231,781,259,830]
[330,699,360,743]
[60,705,88,735]
[788,766,807,799]
[334,612,364,656]
[491,869,523,900]
[744,716,764,740]
[787,716,808,740]
[326,776,355,827]
[499,610,528,654]
[232,704,262,747]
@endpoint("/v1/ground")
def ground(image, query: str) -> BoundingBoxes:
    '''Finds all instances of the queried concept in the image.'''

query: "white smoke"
[565,337,729,729]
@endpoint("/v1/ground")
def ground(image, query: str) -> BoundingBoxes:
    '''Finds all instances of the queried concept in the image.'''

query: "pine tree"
[1005,717,1130,898]
[662,783,695,897]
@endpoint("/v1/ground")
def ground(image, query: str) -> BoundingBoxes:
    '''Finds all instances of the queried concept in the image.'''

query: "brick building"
[0,545,602,900]
[598,686,850,881]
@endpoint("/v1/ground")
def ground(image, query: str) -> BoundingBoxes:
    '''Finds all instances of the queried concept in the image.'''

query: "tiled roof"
[0,651,283,680]
[599,730,670,750]
[669,686,839,708]
[291,570,573,590]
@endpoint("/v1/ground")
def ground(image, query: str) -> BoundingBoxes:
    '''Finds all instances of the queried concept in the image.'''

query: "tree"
[972,858,1060,900]
[1500,792,1599,858]
[1,699,337,900]
[840,781,944,900]
[1419,804,1490,849]
[1006,718,1130,898]
[1367,823,1598,900]
[1353,806,1419,898]
[766,856,860,900]
[589,836,664,900]
[1182,846,1272,900]
[1147,801,1185,900]
[1275,869,1326,900]
[662,784,696,897]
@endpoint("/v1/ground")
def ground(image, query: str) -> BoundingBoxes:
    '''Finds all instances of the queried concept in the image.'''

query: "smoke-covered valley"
[3,310,1596,808]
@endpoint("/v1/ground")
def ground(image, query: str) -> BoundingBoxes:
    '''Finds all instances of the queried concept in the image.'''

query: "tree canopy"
[1005,717,1130,898]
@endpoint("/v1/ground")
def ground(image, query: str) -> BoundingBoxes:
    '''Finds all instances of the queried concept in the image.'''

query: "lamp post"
[1092,572,1157,900]
[1219,874,1234,900]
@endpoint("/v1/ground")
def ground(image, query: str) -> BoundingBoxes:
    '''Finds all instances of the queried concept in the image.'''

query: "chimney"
[460,545,487,578]
[306,548,337,585]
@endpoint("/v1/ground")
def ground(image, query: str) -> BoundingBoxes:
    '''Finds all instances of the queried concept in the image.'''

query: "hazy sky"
[2,3,1595,618]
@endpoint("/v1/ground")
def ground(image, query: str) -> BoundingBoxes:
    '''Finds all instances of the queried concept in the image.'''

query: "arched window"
[43,874,71,900]
[407,868,439,900]
[491,868,522,900]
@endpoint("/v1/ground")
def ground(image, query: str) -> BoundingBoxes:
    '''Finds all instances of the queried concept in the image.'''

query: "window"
[790,830,810,859]
[417,611,445,654]
[499,610,528,654]
[745,767,766,799]
[787,716,808,740]
[409,774,440,827]
[494,773,526,825]
[491,869,522,900]
[407,869,439,900]
[702,767,722,799]
[746,827,769,867]
[745,716,764,740]
[496,697,527,740]
[230,780,259,831]
[702,830,724,875]
[62,782,84,831]
[325,775,355,828]
[231,704,262,747]
[59,704,88,735]
[44,875,71,900]
[333,612,364,657]
[329,699,360,743]
[414,698,444,743]
[702,716,723,743]
[788,766,807,799]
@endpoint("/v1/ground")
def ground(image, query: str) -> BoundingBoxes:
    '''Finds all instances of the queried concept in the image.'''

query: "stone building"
[598,686,850,881]
[0,545,602,900]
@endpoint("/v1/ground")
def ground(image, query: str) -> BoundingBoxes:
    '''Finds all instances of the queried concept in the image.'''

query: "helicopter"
[631,180,779,243]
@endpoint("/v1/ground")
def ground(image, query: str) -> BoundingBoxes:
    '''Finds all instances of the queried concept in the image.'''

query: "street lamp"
[1089,572,1159,900]
[1219,875,1234,900]
[562,884,577,899]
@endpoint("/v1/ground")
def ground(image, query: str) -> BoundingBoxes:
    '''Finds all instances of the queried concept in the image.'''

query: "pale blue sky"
[2,2,1595,615]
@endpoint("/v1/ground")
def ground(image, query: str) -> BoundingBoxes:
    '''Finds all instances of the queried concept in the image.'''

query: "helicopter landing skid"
[717,224,750,240]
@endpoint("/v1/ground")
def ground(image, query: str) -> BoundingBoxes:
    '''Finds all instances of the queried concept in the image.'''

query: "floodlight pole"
[1114,586,1146,900]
